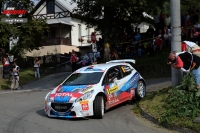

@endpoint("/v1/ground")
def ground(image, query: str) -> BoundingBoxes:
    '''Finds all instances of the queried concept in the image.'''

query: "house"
[26,0,99,57]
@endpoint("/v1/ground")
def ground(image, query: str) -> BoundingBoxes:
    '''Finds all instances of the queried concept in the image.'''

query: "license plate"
[55,106,68,110]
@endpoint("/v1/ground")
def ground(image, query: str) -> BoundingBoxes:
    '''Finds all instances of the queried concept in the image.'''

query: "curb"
[139,105,199,133]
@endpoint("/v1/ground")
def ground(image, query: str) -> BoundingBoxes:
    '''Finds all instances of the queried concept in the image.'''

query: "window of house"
[47,0,55,14]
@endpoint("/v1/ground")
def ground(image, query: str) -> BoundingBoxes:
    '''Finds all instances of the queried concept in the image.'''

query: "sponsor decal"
[82,85,93,93]
[55,93,73,97]
[106,86,118,94]
[130,88,135,95]
[125,73,140,89]
[81,104,89,110]
[80,100,89,104]
[108,99,119,105]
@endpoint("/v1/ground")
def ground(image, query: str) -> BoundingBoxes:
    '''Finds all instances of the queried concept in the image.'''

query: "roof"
[34,0,77,13]
[47,19,74,26]
[106,59,135,64]
[56,0,77,13]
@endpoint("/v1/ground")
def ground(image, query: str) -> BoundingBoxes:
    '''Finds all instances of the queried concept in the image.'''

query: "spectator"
[8,53,14,67]
[10,61,20,90]
[190,28,199,43]
[159,11,165,33]
[167,51,200,89]
[42,55,46,68]
[165,14,171,27]
[154,14,160,35]
[146,41,155,57]
[70,52,78,72]
[182,41,200,57]
[104,43,111,62]
[3,53,10,79]
[111,50,119,60]
[134,32,141,45]
[138,43,146,57]
[153,36,163,53]
[34,57,40,78]
[163,30,171,47]
[146,25,155,41]
[125,45,131,59]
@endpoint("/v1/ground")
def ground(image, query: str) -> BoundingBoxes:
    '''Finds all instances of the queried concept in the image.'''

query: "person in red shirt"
[154,36,163,52]
[167,51,200,89]
[181,42,187,51]
[70,52,78,72]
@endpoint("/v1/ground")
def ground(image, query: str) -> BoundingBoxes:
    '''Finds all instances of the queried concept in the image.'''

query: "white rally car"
[44,59,146,119]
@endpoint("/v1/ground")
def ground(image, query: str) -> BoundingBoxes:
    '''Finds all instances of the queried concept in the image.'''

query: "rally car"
[44,59,146,119]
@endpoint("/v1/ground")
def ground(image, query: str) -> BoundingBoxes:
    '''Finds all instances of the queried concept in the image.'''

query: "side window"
[105,66,122,83]
[121,65,132,77]
[102,75,108,85]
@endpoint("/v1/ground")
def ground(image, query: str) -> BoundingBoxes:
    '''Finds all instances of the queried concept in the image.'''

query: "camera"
[166,59,176,64]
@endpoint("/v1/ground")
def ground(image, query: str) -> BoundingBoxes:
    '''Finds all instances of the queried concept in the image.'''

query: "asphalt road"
[0,72,176,133]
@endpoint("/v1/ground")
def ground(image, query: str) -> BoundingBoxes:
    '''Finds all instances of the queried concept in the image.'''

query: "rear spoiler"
[106,59,135,64]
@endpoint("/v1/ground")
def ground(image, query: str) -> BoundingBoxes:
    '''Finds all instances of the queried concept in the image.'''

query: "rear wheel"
[136,81,146,99]
[93,96,104,119]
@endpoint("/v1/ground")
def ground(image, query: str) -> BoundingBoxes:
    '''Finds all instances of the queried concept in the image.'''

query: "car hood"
[49,84,95,103]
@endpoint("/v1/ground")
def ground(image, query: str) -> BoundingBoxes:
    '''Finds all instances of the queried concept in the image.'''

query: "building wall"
[25,45,79,57]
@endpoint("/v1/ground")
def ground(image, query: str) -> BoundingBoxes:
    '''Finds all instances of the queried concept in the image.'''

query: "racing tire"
[136,81,146,99]
[93,96,104,119]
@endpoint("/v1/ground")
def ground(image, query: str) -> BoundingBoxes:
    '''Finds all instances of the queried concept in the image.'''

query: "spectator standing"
[154,14,160,35]
[167,51,200,89]
[42,55,46,68]
[182,41,200,57]
[8,53,14,67]
[165,14,171,27]
[11,61,20,90]
[3,53,10,79]
[153,36,163,53]
[104,43,111,62]
[146,25,155,41]
[34,57,40,78]
[159,11,165,34]
[70,52,78,72]
[163,30,171,47]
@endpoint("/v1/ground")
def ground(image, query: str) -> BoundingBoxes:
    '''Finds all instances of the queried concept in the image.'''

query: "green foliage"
[160,73,200,126]
[71,0,167,41]
[0,0,49,57]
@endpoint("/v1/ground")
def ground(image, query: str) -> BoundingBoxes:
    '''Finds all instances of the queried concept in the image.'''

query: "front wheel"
[93,96,104,119]
[136,81,146,99]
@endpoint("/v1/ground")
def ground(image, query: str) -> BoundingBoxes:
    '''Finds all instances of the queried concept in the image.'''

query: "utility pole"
[170,0,182,87]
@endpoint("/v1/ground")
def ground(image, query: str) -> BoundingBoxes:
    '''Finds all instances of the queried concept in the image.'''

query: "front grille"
[51,103,73,112]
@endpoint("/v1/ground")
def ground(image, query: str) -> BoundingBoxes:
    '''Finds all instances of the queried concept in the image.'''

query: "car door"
[102,66,123,108]
[116,65,134,101]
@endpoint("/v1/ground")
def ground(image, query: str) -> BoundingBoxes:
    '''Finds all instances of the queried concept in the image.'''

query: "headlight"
[45,91,51,103]
[75,90,94,102]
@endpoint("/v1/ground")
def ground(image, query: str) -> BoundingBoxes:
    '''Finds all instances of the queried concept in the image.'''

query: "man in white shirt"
[11,62,20,90]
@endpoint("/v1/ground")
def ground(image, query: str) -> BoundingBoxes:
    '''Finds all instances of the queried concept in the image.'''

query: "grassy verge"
[0,67,60,90]
[137,87,200,132]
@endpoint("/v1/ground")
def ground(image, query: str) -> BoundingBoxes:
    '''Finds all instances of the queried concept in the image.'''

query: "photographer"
[167,51,200,89]
[11,62,20,90]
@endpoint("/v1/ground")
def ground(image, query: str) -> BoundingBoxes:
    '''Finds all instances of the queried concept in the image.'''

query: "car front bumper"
[44,100,94,118]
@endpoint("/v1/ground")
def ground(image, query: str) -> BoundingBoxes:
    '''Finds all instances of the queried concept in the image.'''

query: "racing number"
[82,104,89,110]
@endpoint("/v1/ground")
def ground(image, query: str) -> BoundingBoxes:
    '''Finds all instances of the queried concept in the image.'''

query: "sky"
[32,0,40,6]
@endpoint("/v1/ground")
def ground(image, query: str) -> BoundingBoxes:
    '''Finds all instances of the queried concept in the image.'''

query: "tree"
[71,0,167,43]
[0,0,49,56]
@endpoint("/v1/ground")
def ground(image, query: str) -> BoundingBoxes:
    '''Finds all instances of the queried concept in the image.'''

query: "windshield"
[63,72,103,85]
